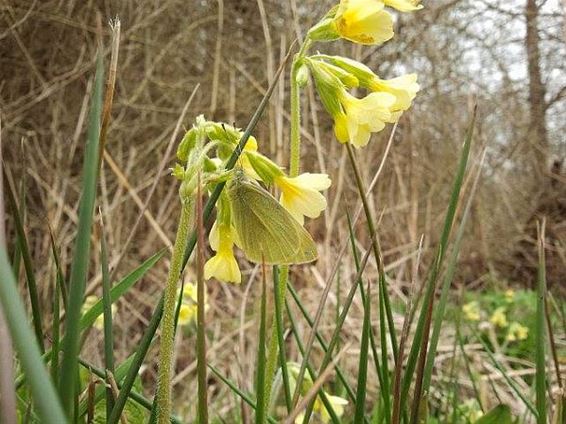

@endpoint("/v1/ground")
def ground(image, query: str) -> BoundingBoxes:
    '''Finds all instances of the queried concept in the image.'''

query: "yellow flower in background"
[314,394,349,423]
[204,222,241,284]
[82,295,117,330]
[334,0,394,45]
[490,307,508,328]
[507,322,529,342]
[462,301,481,321]
[274,173,331,224]
[178,304,198,326]
[295,393,348,423]
[176,281,208,326]
[504,289,515,302]
[383,0,423,12]
[334,91,396,147]
[368,73,420,113]
[183,282,198,303]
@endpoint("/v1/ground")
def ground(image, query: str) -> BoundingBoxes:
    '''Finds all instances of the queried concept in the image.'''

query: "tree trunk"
[525,0,549,179]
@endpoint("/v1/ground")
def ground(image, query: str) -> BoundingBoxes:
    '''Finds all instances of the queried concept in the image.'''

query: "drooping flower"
[490,307,508,328]
[314,55,419,115]
[507,322,529,342]
[204,222,241,284]
[462,301,481,322]
[333,0,394,45]
[334,91,396,147]
[383,0,423,12]
[274,173,331,224]
[368,73,420,113]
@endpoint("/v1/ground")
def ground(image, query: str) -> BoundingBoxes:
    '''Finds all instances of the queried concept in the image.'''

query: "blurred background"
[1,0,565,418]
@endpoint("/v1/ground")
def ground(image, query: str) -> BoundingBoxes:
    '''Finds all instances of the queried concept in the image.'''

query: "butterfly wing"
[228,179,317,265]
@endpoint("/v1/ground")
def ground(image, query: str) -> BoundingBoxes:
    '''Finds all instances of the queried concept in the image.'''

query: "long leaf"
[3,168,43,350]
[255,263,268,424]
[0,248,67,423]
[58,51,104,415]
[100,230,115,417]
[80,249,165,331]
[209,365,277,424]
[402,108,476,422]
[422,150,485,392]
[354,282,371,423]
[535,221,547,424]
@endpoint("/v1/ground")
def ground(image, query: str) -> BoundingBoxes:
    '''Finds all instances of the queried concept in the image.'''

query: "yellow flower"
[295,393,348,423]
[369,73,420,112]
[204,222,241,284]
[462,301,481,321]
[334,91,396,147]
[504,289,515,302]
[333,0,394,45]
[507,322,528,342]
[274,173,331,224]
[383,0,423,12]
[490,307,508,328]
[178,304,197,326]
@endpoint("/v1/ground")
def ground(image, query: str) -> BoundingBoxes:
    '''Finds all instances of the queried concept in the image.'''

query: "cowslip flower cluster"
[296,0,421,148]
[173,116,331,284]
[506,322,528,342]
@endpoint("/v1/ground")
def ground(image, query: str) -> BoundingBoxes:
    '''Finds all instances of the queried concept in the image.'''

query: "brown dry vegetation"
[1,0,565,418]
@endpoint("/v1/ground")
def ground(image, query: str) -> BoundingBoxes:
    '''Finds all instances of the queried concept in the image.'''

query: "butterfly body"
[227,172,318,265]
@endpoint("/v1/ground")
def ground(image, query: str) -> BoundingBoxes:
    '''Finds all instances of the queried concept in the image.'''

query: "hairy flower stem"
[156,198,194,424]
[264,39,311,415]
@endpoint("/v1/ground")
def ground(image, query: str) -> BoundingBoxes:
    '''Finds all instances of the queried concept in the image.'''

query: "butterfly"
[227,170,317,265]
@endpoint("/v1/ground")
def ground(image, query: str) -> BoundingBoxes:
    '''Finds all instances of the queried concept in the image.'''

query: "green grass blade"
[100,229,115,417]
[472,325,537,416]
[50,268,62,382]
[196,185,209,424]
[80,249,164,330]
[0,248,67,423]
[273,266,292,413]
[287,283,358,404]
[346,213,388,418]
[354,282,371,423]
[107,295,163,424]
[77,358,183,424]
[3,168,44,350]
[475,404,512,424]
[255,264,268,424]
[209,365,278,424]
[422,150,485,392]
[48,225,68,308]
[535,221,547,424]
[296,246,373,423]
[286,300,342,424]
[58,51,104,414]
[402,108,476,422]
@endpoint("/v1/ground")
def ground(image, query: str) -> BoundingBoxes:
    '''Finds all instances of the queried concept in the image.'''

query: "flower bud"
[245,152,284,184]
[295,63,310,88]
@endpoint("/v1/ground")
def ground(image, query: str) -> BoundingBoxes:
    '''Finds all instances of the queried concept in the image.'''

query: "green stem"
[155,199,194,424]
[263,38,311,413]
